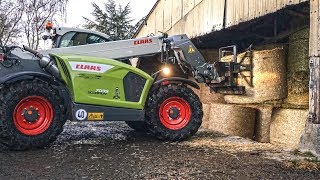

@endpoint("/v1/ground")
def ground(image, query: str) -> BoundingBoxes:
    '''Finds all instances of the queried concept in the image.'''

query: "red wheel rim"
[159,97,191,130]
[13,96,53,136]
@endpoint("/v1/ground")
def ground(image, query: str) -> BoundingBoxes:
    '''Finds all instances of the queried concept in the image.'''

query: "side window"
[87,34,109,44]
[59,32,109,48]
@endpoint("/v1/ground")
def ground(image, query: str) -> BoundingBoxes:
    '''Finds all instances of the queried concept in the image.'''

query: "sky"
[63,0,158,28]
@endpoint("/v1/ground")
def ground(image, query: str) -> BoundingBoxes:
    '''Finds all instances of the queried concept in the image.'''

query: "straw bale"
[254,44,287,51]
[245,105,274,143]
[286,28,309,106]
[208,103,257,139]
[200,104,211,129]
[270,108,308,149]
[224,47,287,104]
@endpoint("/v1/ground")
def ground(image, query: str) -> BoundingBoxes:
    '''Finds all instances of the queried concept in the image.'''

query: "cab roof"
[54,27,111,41]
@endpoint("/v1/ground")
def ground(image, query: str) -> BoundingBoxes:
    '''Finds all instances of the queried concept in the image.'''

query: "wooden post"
[309,57,320,124]
[299,0,320,157]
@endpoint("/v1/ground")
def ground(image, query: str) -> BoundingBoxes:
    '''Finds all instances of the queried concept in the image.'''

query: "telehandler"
[0,28,251,150]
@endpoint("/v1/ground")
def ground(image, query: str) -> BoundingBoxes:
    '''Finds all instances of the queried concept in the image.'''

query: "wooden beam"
[285,9,308,18]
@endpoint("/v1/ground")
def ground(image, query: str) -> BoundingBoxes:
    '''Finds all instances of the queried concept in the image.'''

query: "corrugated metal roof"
[225,0,309,27]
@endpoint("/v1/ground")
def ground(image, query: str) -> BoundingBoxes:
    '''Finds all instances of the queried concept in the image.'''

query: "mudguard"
[154,77,200,90]
[0,71,55,85]
[0,57,56,84]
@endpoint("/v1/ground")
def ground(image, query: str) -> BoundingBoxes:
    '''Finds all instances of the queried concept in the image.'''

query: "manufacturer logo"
[88,89,109,95]
[75,109,87,121]
[69,62,114,73]
[134,38,153,45]
[88,112,104,121]
[76,64,101,71]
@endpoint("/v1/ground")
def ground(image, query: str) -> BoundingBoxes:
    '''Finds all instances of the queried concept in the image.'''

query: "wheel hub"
[159,97,191,130]
[22,107,40,123]
[168,107,180,119]
[13,96,53,136]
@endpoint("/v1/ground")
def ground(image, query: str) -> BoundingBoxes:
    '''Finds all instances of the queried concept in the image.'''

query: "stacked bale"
[197,31,310,147]
[224,47,287,104]
[208,103,257,139]
[285,28,310,106]
[270,109,308,149]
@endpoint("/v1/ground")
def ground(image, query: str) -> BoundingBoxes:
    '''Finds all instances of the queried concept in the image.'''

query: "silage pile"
[286,28,310,106]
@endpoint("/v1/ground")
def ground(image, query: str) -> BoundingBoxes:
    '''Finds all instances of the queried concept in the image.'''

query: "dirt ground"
[0,121,319,180]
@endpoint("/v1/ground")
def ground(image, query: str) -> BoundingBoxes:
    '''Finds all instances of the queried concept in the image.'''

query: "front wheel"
[0,79,67,150]
[145,84,203,141]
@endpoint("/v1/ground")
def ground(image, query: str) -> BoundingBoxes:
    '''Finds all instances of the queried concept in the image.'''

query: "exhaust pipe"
[39,55,61,79]
[22,45,61,80]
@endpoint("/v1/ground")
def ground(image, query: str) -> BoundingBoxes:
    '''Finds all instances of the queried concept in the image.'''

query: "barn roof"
[134,0,309,38]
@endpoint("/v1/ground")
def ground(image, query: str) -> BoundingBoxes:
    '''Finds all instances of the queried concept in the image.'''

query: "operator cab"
[43,22,112,49]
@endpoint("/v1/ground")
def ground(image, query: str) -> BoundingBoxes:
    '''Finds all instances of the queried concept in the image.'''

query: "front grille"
[57,58,71,81]
[123,72,146,102]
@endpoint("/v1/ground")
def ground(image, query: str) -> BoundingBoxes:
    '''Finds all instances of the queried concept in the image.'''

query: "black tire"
[0,79,67,150]
[145,84,203,141]
[125,121,149,132]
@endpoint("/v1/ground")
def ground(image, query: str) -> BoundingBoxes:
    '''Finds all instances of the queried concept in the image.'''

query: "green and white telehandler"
[0,26,251,150]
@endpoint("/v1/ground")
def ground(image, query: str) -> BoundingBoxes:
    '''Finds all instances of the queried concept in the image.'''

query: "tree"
[0,0,24,46]
[83,0,134,40]
[22,0,68,49]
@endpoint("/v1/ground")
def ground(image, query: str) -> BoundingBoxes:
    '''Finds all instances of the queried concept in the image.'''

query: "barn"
[134,0,320,156]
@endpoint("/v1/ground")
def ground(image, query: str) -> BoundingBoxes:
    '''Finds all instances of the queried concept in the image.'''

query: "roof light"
[45,21,53,30]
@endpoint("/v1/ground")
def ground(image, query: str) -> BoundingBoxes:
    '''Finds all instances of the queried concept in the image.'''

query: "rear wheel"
[0,79,67,150]
[145,84,203,141]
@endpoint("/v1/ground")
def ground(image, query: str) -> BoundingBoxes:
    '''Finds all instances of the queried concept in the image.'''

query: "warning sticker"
[87,112,104,121]
[188,45,195,54]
